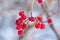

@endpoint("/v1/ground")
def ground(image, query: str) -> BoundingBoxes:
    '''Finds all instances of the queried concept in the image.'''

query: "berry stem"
[58,0,60,13]
[30,0,35,17]
[41,3,60,40]
[58,0,60,8]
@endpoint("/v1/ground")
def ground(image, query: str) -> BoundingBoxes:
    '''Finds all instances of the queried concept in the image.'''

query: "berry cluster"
[35,16,46,29]
[15,10,53,35]
[15,0,53,36]
[16,10,28,36]
[35,16,53,29]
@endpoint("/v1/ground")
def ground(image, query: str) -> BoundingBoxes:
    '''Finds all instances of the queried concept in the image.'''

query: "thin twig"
[30,0,35,17]
[41,3,60,40]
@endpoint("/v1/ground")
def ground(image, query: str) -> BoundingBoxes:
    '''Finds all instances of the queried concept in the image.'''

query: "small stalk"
[41,3,60,40]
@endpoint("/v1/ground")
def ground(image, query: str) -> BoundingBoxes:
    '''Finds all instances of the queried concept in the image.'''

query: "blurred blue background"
[0,0,60,40]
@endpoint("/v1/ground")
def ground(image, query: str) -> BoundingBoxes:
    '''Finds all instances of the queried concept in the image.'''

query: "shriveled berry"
[41,23,46,29]
[38,0,43,4]
[21,23,28,30]
[18,29,24,35]
[48,18,53,24]
[35,23,41,29]
[19,10,25,16]
[29,17,35,22]
[37,16,43,22]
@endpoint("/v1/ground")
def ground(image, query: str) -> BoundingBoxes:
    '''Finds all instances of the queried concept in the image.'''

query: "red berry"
[48,18,53,24]
[22,23,28,30]
[41,23,46,29]
[18,29,24,35]
[18,18,23,23]
[16,25,22,30]
[21,15,26,20]
[38,0,43,4]
[16,19,20,25]
[29,17,35,22]
[16,18,23,26]
[37,16,43,22]
[35,23,41,29]
[19,10,25,16]
[18,10,26,20]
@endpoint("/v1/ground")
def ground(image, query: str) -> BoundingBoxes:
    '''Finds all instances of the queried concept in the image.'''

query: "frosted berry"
[37,16,43,22]
[38,0,43,4]
[22,23,28,30]
[29,17,35,22]
[35,23,41,29]
[48,18,53,24]
[41,23,46,29]
[18,29,24,35]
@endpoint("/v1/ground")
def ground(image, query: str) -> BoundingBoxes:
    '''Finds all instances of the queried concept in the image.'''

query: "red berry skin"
[29,17,35,22]
[40,23,46,29]
[16,19,20,25]
[16,25,22,30]
[21,23,28,30]
[38,0,43,4]
[18,10,26,20]
[16,18,23,25]
[19,10,25,16]
[21,15,26,20]
[37,16,43,22]
[18,18,23,23]
[48,18,53,24]
[18,29,24,35]
[16,18,23,26]
[35,23,41,29]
